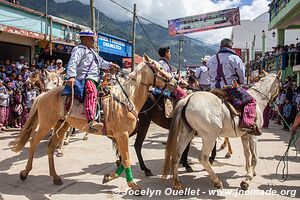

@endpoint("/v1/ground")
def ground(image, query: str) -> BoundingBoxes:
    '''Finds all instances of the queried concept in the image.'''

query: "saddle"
[210,88,241,116]
[63,92,111,135]
[151,88,176,118]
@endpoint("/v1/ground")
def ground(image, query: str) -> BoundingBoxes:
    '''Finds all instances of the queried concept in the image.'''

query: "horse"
[12,54,177,191]
[125,93,193,176]
[43,70,64,91]
[162,71,281,190]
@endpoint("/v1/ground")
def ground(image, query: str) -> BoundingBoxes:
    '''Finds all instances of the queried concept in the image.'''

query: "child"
[0,80,10,130]
[282,97,296,131]
[12,89,23,128]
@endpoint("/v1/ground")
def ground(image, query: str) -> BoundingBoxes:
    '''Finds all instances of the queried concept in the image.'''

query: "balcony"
[268,0,300,30]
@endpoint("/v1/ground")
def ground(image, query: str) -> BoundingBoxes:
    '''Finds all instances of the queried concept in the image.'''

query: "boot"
[240,124,262,136]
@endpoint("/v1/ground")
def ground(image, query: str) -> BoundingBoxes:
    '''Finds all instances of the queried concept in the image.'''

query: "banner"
[168,8,240,36]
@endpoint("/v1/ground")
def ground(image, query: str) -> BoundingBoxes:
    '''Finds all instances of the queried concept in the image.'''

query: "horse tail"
[162,95,193,179]
[12,94,41,152]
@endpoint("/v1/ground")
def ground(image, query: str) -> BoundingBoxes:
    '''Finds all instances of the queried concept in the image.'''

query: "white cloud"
[55,0,271,44]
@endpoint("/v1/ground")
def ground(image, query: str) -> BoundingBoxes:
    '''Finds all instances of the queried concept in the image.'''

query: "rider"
[158,46,187,99]
[208,38,259,135]
[66,29,119,132]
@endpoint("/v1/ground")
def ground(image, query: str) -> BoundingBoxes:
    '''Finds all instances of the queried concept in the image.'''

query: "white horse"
[162,71,281,190]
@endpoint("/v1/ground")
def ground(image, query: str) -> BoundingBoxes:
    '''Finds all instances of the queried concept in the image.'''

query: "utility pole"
[131,4,136,72]
[262,30,266,56]
[246,42,250,84]
[178,35,183,76]
[90,0,97,50]
[45,0,48,35]
[251,35,256,61]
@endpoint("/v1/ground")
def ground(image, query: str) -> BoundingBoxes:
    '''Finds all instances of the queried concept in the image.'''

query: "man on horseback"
[66,29,119,132]
[208,38,260,135]
[158,46,188,100]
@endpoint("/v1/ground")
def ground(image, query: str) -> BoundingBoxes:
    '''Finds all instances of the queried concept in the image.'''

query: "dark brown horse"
[127,93,192,176]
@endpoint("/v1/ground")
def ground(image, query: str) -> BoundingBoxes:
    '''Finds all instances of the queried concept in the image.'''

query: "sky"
[55,0,271,44]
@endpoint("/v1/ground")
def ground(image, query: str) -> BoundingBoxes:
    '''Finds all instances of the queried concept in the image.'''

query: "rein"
[112,61,172,121]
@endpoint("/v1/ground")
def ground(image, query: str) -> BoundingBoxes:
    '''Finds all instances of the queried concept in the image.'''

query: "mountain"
[19,0,218,68]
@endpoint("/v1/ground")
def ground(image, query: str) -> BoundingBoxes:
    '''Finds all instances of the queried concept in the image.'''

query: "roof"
[231,12,300,50]
[0,0,88,29]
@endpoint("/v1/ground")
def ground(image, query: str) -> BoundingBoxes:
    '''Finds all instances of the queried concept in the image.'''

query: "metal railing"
[269,0,291,21]
[251,52,300,73]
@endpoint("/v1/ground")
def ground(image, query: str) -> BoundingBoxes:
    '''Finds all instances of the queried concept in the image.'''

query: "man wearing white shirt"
[208,38,245,88]
[195,55,211,91]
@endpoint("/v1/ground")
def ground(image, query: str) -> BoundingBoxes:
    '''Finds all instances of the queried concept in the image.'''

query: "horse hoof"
[253,171,256,176]
[56,152,63,157]
[127,182,141,191]
[173,182,185,191]
[63,141,69,145]
[214,182,223,189]
[53,177,63,185]
[20,171,27,181]
[185,166,193,173]
[115,160,121,167]
[102,173,117,184]
[144,170,154,176]
[83,136,88,141]
[240,181,249,190]
[225,153,231,158]
[209,158,214,165]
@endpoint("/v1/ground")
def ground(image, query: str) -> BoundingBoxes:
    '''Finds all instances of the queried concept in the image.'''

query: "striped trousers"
[84,80,98,122]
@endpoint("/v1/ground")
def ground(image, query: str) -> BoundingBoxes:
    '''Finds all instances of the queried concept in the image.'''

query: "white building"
[231,12,300,62]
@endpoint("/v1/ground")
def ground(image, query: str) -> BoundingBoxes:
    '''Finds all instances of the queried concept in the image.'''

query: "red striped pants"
[84,80,98,122]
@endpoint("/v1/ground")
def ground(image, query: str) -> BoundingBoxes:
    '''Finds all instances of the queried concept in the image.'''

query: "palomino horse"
[12,54,177,191]
[162,71,281,190]
[44,70,64,91]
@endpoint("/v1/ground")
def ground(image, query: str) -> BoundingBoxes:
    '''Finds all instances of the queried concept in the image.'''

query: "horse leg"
[63,127,73,145]
[199,137,223,189]
[103,132,140,191]
[83,132,89,140]
[20,124,53,181]
[172,132,194,190]
[55,123,69,157]
[56,135,65,157]
[240,134,254,190]
[225,138,233,158]
[220,138,227,150]
[209,141,217,164]
[48,121,69,185]
[249,135,258,177]
[180,142,193,172]
[134,118,153,176]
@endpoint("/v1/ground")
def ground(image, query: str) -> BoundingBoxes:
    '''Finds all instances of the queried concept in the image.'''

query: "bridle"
[113,60,176,120]
[250,75,280,103]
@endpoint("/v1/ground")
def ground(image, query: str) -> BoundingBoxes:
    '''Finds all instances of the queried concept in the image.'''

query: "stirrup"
[88,121,103,134]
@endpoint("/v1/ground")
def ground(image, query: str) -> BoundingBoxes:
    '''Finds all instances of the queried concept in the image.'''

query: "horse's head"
[44,70,63,91]
[253,70,281,103]
[134,54,177,90]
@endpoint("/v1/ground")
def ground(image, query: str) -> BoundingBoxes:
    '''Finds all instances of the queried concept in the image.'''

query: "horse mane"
[106,62,145,118]
[248,74,276,97]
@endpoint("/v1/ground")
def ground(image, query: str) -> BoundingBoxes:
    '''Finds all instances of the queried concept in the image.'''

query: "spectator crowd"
[0,56,65,130]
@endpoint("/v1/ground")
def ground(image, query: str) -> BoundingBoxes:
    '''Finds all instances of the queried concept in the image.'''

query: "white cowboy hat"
[201,55,211,62]
[79,29,94,37]
[56,59,63,64]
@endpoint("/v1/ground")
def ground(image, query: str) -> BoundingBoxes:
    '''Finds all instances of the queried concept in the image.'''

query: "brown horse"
[12,54,177,191]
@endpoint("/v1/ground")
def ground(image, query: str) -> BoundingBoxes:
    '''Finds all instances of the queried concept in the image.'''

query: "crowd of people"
[251,42,300,71]
[267,76,300,131]
[0,56,65,130]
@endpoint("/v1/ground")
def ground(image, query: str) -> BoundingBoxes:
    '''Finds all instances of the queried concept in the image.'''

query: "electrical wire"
[136,16,157,54]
